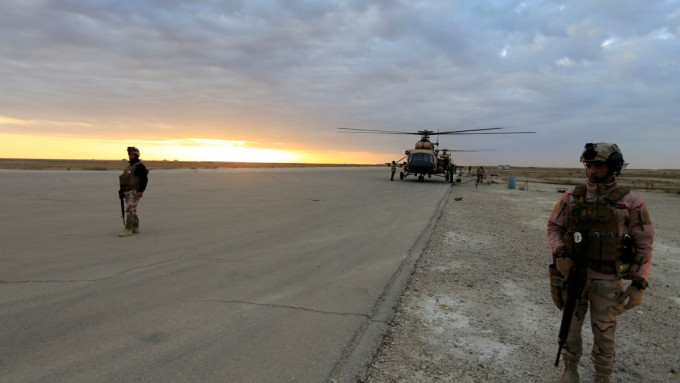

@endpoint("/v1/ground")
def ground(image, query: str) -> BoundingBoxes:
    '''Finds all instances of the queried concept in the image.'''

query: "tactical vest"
[119,162,147,191]
[564,185,631,277]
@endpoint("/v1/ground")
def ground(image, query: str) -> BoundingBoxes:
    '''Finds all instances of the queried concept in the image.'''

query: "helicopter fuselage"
[404,149,438,174]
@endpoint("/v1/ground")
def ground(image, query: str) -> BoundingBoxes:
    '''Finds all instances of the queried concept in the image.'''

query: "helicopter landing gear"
[418,175,425,182]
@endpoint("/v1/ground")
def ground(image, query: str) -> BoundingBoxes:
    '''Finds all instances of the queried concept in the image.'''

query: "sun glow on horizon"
[0,133,387,164]
[146,138,303,163]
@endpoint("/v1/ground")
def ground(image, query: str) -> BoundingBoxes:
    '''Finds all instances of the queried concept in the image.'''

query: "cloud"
[0,0,679,167]
[0,114,94,130]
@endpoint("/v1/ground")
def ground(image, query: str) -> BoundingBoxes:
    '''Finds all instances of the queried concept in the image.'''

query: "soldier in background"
[547,143,653,383]
[448,162,456,183]
[476,165,485,184]
[390,161,397,181]
[118,147,148,237]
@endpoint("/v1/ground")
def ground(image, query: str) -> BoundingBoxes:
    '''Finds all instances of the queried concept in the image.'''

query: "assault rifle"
[554,230,588,367]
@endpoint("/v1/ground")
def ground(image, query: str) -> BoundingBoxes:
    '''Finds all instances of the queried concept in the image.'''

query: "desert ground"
[1,160,678,383]
[363,170,680,383]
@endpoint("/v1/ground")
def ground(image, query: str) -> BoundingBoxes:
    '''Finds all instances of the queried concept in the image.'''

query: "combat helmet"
[127,146,140,157]
[580,142,624,176]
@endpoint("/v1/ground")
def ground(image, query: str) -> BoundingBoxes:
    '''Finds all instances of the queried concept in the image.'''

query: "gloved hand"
[620,284,645,310]
[555,257,574,281]
[609,284,645,316]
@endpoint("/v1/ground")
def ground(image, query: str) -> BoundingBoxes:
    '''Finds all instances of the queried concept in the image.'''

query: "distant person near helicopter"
[476,166,485,185]
[390,161,397,181]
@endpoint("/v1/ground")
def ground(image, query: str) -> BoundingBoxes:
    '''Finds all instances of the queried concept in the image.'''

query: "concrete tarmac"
[0,167,451,383]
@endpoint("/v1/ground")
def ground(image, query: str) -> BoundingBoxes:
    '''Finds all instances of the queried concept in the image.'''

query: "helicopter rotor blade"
[444,131,536,135]
[337,127,421,135]
[338,127,535,135]
[439,149,497,152]
[433,127,504,134]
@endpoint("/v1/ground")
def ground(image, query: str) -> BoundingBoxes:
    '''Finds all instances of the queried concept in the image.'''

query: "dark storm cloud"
[1,0,678,167]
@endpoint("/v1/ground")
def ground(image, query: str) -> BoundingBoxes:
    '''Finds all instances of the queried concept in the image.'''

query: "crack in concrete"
[0,257,183,284]
[0,256,255,284]
[192,299,371,319]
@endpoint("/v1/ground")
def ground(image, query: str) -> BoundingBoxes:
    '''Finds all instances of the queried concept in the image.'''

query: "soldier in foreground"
[118,147,149,237]
[547,143,653,383]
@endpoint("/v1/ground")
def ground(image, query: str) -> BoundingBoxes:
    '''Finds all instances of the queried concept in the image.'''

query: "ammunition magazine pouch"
[549,264,564,310]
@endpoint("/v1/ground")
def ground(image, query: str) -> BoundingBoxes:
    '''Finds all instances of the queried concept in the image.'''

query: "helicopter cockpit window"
[410,153,435,164]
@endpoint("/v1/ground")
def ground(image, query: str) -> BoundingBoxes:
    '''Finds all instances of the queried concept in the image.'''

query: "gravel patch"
[363,178,680,383]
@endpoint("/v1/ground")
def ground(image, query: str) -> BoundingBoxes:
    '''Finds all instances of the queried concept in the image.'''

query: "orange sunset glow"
[0,132,388,165]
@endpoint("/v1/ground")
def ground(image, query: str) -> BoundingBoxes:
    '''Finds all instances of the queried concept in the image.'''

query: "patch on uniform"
[553,202,567,219]
[611,203,626,209]
[640,209,652,224]
[574,232,583,243]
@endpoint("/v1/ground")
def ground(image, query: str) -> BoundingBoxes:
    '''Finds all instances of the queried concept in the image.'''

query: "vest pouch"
[586,233,623,275]
[119,173,140,189]
[587,231,621,262]
[576,204,609,222]
[548,264,564,310]
[616,261,632,280]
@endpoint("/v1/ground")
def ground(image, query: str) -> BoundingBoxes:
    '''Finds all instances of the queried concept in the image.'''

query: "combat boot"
[594,367,611,383]
[132,214,140,234]
[556,359,579,383]
[118,214,134,237]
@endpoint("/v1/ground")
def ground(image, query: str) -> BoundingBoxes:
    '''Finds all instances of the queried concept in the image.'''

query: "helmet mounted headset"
[580,142,624,176]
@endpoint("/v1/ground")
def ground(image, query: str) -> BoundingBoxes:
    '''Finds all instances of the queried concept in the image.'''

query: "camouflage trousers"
[124,190,140,215]
[560,278,623,372]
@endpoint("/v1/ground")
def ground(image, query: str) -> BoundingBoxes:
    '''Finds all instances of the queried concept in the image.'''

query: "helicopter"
[436,148,495,182]
[338,127,534,182]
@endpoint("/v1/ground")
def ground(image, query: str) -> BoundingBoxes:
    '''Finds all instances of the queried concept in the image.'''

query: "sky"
[1,0,679,168]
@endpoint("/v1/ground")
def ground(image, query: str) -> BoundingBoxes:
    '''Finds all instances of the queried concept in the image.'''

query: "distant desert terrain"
[2,158,679,194]
[487,166,680,194]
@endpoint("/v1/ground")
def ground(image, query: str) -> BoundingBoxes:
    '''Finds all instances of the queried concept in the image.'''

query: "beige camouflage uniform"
[548,180,654,373]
